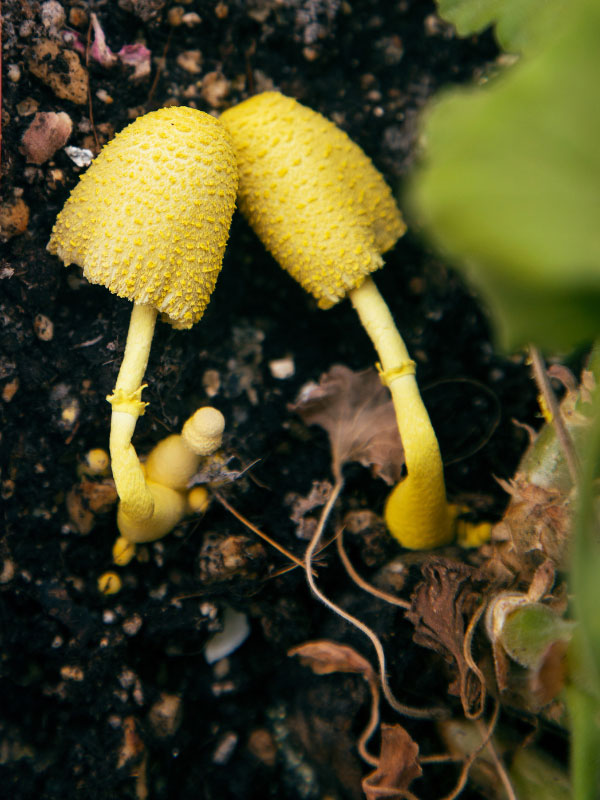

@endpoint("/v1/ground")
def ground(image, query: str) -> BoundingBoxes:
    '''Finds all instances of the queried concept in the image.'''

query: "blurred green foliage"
[435,0,568,53]
[409,0,600,351]
[410,2,600,796]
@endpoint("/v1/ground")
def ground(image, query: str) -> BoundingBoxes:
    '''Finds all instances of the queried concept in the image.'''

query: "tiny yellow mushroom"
[98,570,122,595]
[187,486,211,515]
[221,92,451,549]
[112,536,137,566]
[48,108,237,526]
[116,406,225,546]
[78,447,111,478]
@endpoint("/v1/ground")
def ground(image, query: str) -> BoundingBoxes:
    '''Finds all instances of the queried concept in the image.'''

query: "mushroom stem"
[108,302,158,521]
[349,276,452,549]
[112,303,158,401]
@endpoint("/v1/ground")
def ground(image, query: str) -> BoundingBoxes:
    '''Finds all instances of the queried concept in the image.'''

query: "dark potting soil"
[1,2,543,798]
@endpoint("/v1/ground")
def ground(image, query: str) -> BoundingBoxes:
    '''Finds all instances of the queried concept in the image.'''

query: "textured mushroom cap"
[220,92,406,308]
[48,107,238,328]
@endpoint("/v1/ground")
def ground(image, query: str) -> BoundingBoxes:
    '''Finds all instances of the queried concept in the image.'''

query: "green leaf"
[435,0,568,53]
[566,686,600,800]
[500,603,574,669]
[568,357,600,799]
[410,0,600,352]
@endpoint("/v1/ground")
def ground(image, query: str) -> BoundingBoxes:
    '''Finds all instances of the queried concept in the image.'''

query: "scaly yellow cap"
[48,107,238,328]
[220,92,406,308]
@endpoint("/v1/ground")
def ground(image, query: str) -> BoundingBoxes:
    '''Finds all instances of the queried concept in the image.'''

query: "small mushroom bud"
[116,407,225,546]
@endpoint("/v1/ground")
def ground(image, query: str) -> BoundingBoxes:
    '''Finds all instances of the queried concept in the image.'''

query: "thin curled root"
[305,479,447,720]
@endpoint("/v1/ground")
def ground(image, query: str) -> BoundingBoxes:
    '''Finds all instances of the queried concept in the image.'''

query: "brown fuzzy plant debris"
[289,364,405,484]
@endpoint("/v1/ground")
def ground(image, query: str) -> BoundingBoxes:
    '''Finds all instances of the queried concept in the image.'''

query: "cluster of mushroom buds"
[49,93,454,562]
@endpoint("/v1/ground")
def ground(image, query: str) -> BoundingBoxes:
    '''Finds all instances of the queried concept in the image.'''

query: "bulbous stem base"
[349,276,452,549]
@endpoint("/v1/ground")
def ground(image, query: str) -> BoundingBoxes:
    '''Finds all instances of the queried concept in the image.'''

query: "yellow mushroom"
[220,92,451,549]
[115,406,224,547]
[77,447,110,478]
[48,107,237,524]
[98,571,122,595]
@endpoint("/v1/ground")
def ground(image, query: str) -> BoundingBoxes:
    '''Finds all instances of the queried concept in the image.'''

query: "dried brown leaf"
[406,559,486,714]
[362,723,422,800]
[288,639,377,683]
[492,476,572,569]
[286,480,333,540]
[529,638,569,707]
[289,365,404,484]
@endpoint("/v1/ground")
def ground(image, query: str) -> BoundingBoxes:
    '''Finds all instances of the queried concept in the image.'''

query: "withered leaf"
[362,724,422,800]
[289,365,404,484]
[288,639,377,683]
[529,638,569,707]
[286,480,333,540]
[406,558,486,715]
[493,476,571,570]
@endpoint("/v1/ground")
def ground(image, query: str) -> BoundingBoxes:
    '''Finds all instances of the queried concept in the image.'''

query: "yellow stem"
[349,276,452,549]
[108,303,157,521]
[113,303,158,397]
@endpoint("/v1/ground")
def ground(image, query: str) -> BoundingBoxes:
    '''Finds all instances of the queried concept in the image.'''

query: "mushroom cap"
[48,107,238,328]
[220,92,406,309]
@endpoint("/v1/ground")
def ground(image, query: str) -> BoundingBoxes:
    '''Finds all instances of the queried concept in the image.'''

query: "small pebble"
[0,197,29,242]
[182,11,201,25]
[60,665,85,681]
[19,19,35,37]
[64,146,94,167]
[28,39,89,105]
[148,693,183,738]
[20,111,72,165]
[167,5,185,25]
[123,613,143,636]
[202,368,221,397]
[16,97,39,116]
[176,50,203,74]
[269,356,295,380]
[33,314,54,341]
[69,7,89,27]
[247,728,277,767]
[200,71,230,107]
[0,559,16,584]
[212,732,238,765]
[96,88,114,104]
[41,0,67,32]
[2,378,19,403]
[204,607,250,664]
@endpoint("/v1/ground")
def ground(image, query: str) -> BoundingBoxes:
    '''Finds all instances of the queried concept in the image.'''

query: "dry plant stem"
[214,491,308,572]
[336,529,410,610]
[529,344,580,484]
[349,277,451,549]
[439,700,500,800]
[419,754,463,765]
[305,478,445,720]
[109,303,157,520]
[358,677,382,767]
[461,602,487,720]
[475,717,518,800]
